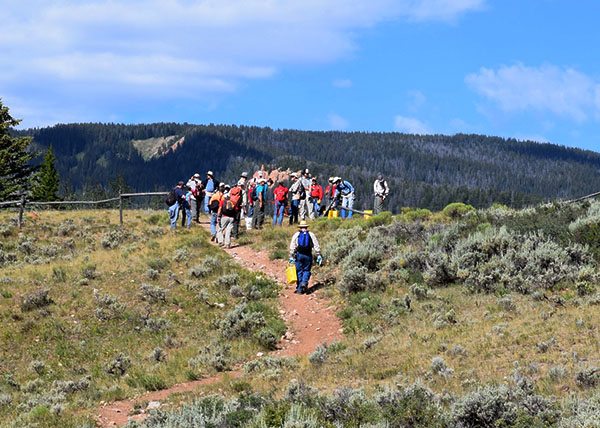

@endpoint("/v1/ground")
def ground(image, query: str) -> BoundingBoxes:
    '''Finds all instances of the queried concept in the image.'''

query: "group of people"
[167,168,391,242]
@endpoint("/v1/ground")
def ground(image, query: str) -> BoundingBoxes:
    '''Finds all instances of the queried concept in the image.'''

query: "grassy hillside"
[0,210,283,428]
[4,200,600,427]
[131,202,600,427]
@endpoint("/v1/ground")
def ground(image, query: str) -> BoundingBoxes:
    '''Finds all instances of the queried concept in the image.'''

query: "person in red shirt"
[272,180,289,226]
[310,177,323,218]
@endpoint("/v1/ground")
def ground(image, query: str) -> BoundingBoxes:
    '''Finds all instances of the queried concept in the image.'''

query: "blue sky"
[3,0,600,151]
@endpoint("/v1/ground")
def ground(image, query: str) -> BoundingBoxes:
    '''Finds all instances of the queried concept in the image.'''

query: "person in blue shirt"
[334,178,355,219]
[168,181,186,230]
[182,186,193,228]
[251,178,268,229]
[289,220,322,294]
[204,171,216,214]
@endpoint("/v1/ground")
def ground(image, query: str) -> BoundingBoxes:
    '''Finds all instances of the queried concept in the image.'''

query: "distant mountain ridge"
[18,123,600,212]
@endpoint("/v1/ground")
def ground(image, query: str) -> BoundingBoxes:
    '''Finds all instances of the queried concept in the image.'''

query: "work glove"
[317,255,323,265]
[318,199,321,204]
[289,258,295,264]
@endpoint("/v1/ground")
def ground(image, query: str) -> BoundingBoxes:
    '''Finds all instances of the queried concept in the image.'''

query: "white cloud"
[407,90,426,111]
[466,63,600,123]
[403,0,485,22]
[394,115,430,134]
[333,78,353,88]
[328,113,349,130]
[0,0,484,126]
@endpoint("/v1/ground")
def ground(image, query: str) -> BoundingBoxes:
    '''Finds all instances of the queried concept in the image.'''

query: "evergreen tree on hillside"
[31,145,60,201]
[0,100,38,201]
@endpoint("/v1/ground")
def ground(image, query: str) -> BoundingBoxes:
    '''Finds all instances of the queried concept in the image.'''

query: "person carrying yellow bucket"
[289,220,322,294]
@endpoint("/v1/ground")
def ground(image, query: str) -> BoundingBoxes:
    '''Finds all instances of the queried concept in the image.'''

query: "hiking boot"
[210,235,215,242]
[226,244,231,249]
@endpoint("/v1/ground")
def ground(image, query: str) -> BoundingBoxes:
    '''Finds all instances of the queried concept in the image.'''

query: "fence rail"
[0,192,168,229]
[565,191,600,204]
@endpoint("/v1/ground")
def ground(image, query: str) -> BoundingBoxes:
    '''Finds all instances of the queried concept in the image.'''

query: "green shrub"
[105,354,131,376]
[255,328,279,350]
[219,303,266,339]
[189,342,232,372]
[21,289,53,312]
[451,384,557,427]
[443,202,475,219]
[140,283,167,303]
[402,208,432,222]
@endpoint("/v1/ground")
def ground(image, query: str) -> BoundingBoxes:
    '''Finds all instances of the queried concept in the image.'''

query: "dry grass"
[0,209,282,427]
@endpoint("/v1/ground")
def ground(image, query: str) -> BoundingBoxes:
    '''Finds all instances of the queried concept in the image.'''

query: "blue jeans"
[168,203,180,229]
[289,199,299,224]
[295,252,312,292]
[210,212,218,236]
[341,195,353,219]
[313,200,320,217]
[184,208,192,228]
[204,194,211,214]
[273,201,286,226]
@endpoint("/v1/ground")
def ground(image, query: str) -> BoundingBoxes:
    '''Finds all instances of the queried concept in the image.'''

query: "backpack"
[229,186,242,208]
[222,196,237,217]
[297,231,312,250]
[209,196,221,213]
[165,188,176,206]
[250,186,258,202]
[274,186,287,202]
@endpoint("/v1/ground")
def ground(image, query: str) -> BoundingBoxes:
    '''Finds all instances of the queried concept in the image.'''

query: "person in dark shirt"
[168,181,186,230]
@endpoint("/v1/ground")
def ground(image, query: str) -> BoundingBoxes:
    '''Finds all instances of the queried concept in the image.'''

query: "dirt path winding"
[96,222,342,427]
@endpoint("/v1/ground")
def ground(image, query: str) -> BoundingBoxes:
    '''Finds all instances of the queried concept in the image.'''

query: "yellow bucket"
[363,209,373,219]
[328,209,338,218]
[286,264,297,285]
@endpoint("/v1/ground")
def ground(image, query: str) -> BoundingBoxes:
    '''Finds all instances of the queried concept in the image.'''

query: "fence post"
[119,191,123,226]
[18,192,25,230]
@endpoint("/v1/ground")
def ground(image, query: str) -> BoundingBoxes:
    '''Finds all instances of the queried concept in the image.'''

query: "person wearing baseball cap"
[289,220,322,294]
[373,173,390,214]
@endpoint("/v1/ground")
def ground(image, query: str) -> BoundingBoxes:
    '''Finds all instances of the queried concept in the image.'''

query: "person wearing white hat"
[288,173,303,225]
[251,178,268,229]
[186,173,202,223]
[289,220,322,294]
[299,169,313,220]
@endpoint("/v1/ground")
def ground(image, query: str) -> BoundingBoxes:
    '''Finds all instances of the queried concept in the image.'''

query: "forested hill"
[19,123,600,212]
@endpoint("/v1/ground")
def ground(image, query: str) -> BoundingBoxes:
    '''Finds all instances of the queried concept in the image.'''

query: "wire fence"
[0,192,168,229]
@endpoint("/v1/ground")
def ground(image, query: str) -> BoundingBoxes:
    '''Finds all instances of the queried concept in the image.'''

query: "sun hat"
[298,220,309,228]
[241,172,248,178]
[193,173,200,178]
[207,171,214,176]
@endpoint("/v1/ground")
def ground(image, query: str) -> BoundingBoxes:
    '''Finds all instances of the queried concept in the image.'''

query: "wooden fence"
[0,192,168,229]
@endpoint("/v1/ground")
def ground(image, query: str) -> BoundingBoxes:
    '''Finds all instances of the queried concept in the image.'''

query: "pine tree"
[0,99,37,201]
[31,145,60,201]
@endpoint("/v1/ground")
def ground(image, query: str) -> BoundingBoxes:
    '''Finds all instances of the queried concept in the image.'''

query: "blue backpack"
[298,231,312,250]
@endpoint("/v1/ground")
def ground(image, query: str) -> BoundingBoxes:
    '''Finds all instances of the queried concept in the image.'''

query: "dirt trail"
[96,221,342,426]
